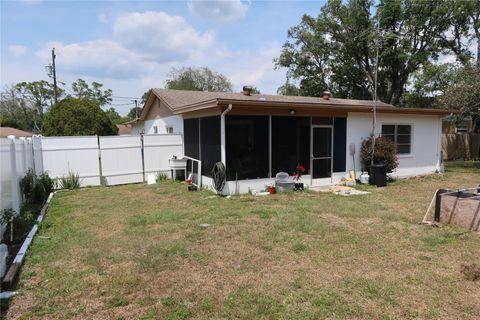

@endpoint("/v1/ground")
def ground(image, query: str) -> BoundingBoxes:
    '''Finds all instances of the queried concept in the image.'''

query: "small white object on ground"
[0,244,8,278]
[199,223,210,228]
[0,291,17,299]
[147,174,156,185]
[255,192,270,196]
[310,185,370,196]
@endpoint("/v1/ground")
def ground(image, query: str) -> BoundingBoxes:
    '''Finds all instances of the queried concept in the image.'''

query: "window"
[166,126,173,134]
[382,124,412,154]
[153,126,158,134]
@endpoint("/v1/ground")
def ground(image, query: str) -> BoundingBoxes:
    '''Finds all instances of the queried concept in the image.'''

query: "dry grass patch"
[6,161,480,319]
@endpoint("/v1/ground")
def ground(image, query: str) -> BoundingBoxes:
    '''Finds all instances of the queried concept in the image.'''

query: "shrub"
[59,171,81,190]
[20,169,53,206]
[360,135,399,173]
[0,206,36,244]
[38,172,54,195]
[156,172,168,182]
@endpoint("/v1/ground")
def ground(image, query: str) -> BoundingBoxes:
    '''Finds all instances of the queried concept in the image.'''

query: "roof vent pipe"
[242,86,253,96]
[322,90,332,100]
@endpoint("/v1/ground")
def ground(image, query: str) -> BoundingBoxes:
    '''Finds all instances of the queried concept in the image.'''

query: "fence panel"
[0,138,15,213]
[99,136,143,185]
[40,136,101,186]
[442,133,480,160]
[143,134,183,179]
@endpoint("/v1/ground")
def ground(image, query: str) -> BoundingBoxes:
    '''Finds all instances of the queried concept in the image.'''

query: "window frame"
[153,125,158,134]
[381,123,414,157]
[165,125,174,134]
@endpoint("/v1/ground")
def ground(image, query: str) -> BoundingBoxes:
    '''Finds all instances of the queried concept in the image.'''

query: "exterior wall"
[202,173,346,195]
[142,116,184,135]
[139,98,184,134]
[346,112,442,178]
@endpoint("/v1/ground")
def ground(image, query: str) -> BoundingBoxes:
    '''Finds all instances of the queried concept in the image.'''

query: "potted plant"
[293,164,305,191]
[360,135,398,187]
[267,185,276,194]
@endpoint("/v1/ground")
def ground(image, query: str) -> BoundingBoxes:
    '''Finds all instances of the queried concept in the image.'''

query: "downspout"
[220,104,233,166]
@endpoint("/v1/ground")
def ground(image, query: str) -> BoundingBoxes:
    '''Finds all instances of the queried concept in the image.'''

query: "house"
[133,87,451,194]
[116,124,133,135]
[0,127,33,138]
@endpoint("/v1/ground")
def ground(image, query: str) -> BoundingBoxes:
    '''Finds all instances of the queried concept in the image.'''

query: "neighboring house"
[116,124,133,135]
[442,115,473,134]
[0,127,33,138]
[136,87,451,194]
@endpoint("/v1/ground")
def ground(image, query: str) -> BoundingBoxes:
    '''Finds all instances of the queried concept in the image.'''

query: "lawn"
[7,162,480,319]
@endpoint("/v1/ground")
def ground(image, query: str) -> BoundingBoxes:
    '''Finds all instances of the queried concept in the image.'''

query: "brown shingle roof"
[116,124,132,135]
[152,88,393,110]
[0,127,33,137]
[140,89,454,119]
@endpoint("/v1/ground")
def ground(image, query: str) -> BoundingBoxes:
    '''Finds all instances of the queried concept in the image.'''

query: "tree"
[165,67,233,92]
[275,0,478,105]
[437,65,480,132]
[127,107,142,120]
[141,89,152,104]
[400,63,459,108]
[43,98,117,136]
[1,85,35,131]
[250,87,261,94]
[13,81,61,131]
[277,81,301,96]
[104,107,126,125]
[70,79,112,106]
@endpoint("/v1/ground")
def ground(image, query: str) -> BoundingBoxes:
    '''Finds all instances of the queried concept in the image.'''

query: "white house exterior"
[135,88,450,194]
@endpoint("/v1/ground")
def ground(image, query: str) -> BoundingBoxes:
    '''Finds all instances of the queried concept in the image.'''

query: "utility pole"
[370,23,380,172]
[51,48,58,104]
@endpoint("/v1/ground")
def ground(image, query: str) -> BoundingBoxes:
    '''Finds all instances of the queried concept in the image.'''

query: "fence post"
[7,136,20,213]
[32,136,43,175]
[141,133,146,182]
[97,135,104,186]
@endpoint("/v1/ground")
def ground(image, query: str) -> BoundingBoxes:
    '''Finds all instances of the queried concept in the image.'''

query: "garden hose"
[211,162,226,194]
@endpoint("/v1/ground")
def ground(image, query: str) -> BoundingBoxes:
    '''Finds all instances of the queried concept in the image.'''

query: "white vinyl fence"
[36,134,184,186]
[1,137,35,214]
[1,134,185,217]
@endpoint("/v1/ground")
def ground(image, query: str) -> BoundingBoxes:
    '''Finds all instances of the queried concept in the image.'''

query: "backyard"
[6,162,480,319]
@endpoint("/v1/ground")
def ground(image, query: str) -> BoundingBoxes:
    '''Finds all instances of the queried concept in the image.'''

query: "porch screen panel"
[184,118,199,159]
[199,116,221,177]
[225,116,269,180]
[271,117,310,176]
[333,117,347,172]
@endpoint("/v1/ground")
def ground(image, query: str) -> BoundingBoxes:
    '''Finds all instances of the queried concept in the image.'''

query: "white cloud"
[113,11,215,62]
[36,41,151,79]
[7,45,27,56]
[187,0,250,22]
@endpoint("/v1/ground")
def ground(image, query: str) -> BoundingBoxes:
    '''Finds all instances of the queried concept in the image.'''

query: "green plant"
[20,170,53,206]
[20,169,36,204]
[156,172,168,182]
[360,135,399,173]
[0,208,16,242]
[59,171,81,190]
[0,206,36,244]
[38,171,54,195]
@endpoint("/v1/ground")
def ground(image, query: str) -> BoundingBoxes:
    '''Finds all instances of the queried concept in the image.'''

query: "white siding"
[143,115,184,135]
[346,112,442,178]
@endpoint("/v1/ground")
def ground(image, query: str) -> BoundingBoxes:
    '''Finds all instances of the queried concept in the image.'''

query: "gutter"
[220,104,233,165]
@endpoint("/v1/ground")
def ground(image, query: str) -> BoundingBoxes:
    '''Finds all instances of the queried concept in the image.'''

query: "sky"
[1,0,326,114]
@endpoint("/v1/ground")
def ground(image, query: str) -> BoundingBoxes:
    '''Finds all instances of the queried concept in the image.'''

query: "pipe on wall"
[220,104,233,166]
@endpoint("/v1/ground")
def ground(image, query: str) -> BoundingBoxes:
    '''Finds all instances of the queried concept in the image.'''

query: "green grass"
[6,161,480,319]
